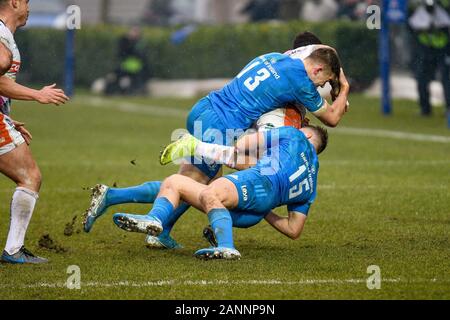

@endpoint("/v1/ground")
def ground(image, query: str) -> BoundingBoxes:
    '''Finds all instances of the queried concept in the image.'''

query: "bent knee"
[162,174,179,188]
[17,166,42,192]
[199,187,220,209]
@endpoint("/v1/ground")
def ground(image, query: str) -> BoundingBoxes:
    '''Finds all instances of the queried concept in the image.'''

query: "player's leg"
[416,48,434,116]
[160,130,264,170]
[195,178,241,259]
[113,173,209,234]
[203,210,268,247]
[196,169,275,259]
[0,125,47,264]
[143,163,223,249]
[193,178,241,259]
[83,181,162,232]
[144,98,228,246]
[84,99,217,233]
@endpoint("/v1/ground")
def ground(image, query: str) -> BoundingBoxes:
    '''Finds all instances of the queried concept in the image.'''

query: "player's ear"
[300,128,313,140]
[314,66,323,76]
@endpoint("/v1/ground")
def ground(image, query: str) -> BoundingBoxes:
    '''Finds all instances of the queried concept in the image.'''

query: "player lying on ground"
[83,105,308,250]
[113,124,327,260]
[0,0,69,264]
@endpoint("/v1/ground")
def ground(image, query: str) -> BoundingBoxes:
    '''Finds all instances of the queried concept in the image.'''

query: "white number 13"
[244,68,271,91]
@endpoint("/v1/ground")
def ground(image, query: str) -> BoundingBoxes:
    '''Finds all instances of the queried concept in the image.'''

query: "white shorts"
[0,113,25,156]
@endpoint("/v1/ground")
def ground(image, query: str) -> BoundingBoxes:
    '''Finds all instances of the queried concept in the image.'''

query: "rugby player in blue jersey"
[113,124,327,260]
[83,32,349,250]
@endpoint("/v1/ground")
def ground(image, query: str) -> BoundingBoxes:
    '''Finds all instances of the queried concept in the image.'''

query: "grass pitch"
[0,94,449,299]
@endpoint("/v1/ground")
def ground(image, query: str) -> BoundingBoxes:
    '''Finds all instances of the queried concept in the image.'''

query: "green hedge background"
[15,21,378,89]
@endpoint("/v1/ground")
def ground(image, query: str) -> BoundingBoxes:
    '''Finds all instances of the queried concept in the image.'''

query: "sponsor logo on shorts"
[241,185,248,202]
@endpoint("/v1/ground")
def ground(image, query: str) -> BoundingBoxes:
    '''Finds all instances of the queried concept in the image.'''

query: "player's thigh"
[0,143,41,189]
[178,163,211,185]
[167,174,208,211]
[207,177,239,209]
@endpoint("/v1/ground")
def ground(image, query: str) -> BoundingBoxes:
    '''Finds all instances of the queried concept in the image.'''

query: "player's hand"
[338,68,350,94]
[36,84,69,106]
[330,80,340,102]
[12,120,32,145]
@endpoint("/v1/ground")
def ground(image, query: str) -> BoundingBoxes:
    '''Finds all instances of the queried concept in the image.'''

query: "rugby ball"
[256,103,307,131]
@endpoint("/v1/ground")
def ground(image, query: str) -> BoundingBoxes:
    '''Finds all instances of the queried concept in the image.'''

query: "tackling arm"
[264,209,307,240]
[312,68,350,127]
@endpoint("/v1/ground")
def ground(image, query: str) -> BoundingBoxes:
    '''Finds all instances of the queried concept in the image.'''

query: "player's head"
[0,0,30,28]
[300,125,328,155]
[303,47,341,88]
[292,31,322,49]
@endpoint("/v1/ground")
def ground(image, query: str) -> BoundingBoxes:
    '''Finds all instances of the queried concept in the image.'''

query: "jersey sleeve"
[294,79,324,113]
[287,202,311,216]
[288,183,317,216]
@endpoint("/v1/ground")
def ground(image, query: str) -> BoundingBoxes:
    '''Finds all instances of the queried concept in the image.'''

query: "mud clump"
[38,234,68,253]
[64,215,78,237]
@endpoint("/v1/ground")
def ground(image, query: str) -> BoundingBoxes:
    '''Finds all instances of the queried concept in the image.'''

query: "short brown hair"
[305,125,328,155]
[308,47,341,80]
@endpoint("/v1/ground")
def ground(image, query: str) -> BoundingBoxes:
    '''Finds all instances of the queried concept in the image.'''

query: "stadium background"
[0,0,449,299]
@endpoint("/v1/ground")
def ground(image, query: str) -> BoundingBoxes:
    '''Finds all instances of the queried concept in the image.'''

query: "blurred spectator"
[300,0,339,22]
[143,0,174,26]
[104,27,151,95]
[242,0,281,21]
[408,0,450,117]
[338,0,379,21]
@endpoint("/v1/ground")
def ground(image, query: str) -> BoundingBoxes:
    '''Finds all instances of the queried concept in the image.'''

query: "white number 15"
[288,165,310,199]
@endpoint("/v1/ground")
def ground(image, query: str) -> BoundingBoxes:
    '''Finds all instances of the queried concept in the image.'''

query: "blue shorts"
[230,210,267,229]
[186,97,230,179]
[224,169,276,215]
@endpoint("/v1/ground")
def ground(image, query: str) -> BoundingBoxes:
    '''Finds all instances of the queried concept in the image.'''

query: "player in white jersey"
[0,0,69,264]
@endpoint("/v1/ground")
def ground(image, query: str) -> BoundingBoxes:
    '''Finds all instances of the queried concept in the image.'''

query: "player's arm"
[312,68,350,127]
[0,76,69,105]
[264,210,307,240]
[0,42,12,76]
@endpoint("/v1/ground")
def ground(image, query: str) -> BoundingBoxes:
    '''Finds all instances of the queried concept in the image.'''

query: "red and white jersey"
[0,21,21,116]
[255,103,307,131]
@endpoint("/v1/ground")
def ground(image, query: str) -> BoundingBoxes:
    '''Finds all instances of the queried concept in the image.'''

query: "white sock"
[4,187,39,255]
[195,142,236,168]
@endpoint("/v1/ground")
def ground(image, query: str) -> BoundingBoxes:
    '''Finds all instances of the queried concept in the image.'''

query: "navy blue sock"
[106,181,161,206]
[208,208,234,249]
